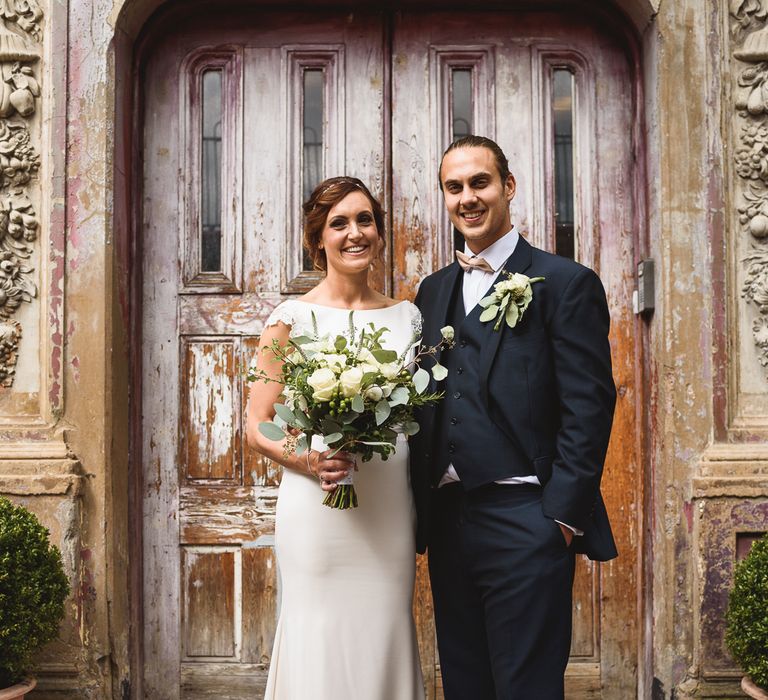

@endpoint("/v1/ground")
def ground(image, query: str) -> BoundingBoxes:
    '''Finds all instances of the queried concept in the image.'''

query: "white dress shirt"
[440,228,582,535]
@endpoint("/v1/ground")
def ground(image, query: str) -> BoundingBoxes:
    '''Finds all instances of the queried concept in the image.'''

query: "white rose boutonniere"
[478,272,545,331]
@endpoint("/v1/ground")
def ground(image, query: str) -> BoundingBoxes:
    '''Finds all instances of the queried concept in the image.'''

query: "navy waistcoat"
[432,279,536,488]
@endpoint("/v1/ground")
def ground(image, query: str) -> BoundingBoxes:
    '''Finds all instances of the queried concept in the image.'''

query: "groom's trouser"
[428,482,576,700]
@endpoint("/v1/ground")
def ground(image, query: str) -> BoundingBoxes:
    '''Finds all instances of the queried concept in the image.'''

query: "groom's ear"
[505,174,517,201]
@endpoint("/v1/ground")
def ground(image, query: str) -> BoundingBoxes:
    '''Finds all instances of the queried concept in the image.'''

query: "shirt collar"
[463,227,519,273]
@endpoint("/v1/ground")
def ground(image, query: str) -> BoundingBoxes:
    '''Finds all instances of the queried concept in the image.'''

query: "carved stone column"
[0,2,41,386]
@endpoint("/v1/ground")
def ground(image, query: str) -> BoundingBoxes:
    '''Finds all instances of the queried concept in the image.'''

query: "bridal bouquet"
[249,313,453,509]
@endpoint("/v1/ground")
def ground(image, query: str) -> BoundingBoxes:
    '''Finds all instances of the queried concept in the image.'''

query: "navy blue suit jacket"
[410,236,618,561]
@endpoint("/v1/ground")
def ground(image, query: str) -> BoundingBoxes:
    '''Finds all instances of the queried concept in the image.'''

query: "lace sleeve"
[264,301,295,330]
[407,301,423,340]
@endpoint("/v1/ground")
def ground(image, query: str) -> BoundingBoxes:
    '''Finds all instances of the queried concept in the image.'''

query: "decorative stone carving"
[732,0,768,43]
[0,318,20,386]
[0,62,38,117]
[731,9,768,367]
[0,0,40,386]
[0,0,43,42]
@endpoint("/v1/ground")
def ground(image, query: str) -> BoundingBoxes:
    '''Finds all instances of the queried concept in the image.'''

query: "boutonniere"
[478,272,545,331]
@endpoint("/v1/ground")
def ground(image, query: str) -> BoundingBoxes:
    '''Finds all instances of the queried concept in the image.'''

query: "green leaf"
[478,294,497,308]
[402,421,420,436]
[273,403,296,424]
[334,336,348,352]
[259,422,286,441]
[375,399,391,426]
[290,334,315,346]
[324,432,343,444]
[505,303,520,328]
[351,394,365,413]
[321,419,342,435]
[413,368,430,394]
[431,363,448,381]
[388,386,410,406]
[293,410,312,430]
[372,349,398,363]
[295,434,308,455]
[479,304,499,322]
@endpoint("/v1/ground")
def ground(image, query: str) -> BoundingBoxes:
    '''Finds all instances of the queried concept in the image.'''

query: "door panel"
[141,8,640,699]
[141,12,386,698]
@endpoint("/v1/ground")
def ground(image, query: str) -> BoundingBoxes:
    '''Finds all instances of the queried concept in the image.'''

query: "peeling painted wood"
[183,549,237,658]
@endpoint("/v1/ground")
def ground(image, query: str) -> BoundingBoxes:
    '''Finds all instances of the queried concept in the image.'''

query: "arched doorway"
[121,3,646,697]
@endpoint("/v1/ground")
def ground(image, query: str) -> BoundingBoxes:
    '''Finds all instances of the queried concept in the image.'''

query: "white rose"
[380,362,401,380]
[381,382,395,398]
[365,385,383,402]
[307,367,338,402]
[357,348,379,365]
[440,325,455,341]
[360,362,380,376]
[339,366,364,397]
[282,387,296,409]
[318,353,347,371]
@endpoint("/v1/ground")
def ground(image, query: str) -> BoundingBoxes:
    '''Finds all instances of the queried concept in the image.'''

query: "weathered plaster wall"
[643,1,716,696]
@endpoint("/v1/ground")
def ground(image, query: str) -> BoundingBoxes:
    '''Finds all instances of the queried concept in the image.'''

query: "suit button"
[457,367,464,374]
[448,443,455,453]
[460,340,467,348]
[425,453,431,460]
[453,391,461,399]
[450,417,458,425]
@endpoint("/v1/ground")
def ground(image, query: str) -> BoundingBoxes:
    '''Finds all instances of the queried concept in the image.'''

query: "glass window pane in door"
[451,69,473,141]
[201,69,223,272]
[303,69,324,270]
[553,69,575,260]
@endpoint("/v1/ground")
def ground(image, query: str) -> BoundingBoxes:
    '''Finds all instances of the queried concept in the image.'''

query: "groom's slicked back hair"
[438,135,512,190]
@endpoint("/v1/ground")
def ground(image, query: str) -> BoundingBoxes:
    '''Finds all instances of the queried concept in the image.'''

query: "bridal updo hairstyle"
[303,176,386,272]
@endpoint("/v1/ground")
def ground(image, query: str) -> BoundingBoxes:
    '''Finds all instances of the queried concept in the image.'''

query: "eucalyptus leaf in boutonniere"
[478,272,545,331]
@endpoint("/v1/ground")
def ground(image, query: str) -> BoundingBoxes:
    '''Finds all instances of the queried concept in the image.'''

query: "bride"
[246,176,425,699]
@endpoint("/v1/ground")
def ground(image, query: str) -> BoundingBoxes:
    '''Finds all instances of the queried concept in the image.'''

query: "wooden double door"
[139,7,641,698]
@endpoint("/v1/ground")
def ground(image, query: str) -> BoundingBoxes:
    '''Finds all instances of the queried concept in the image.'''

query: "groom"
[411,135,618,699]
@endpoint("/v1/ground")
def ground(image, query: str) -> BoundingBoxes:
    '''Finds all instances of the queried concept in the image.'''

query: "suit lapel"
[478,236,534,405]
[428,261,462,367]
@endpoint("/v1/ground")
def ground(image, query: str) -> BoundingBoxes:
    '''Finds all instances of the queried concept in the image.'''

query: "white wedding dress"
[262,299,425,700]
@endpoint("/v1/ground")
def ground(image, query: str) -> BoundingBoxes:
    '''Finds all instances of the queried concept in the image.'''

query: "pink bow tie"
[456,250,494,273]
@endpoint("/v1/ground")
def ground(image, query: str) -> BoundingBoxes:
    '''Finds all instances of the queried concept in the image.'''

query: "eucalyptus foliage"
[726,533,768,689]
[0,497,69,687]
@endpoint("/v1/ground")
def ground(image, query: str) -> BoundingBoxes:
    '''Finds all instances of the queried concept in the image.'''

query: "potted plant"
[726,533,768,699]
[0,496,69,698]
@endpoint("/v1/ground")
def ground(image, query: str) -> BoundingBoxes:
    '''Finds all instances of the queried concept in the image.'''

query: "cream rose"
[318,353,347,371]
[307,367,337,402]
[364,385,383,402]
[339,366,364,398]
[379,362,401,380]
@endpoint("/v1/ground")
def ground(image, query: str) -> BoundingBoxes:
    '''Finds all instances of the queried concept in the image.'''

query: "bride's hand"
[307,450,356,492]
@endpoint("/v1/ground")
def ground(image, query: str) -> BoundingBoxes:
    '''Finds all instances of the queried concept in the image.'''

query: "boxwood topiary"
[726,533,768,690]
[0,496,69,688]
